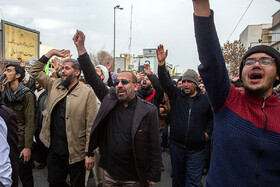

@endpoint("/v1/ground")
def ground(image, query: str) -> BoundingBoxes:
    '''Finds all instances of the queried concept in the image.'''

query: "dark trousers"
[169,143,205,187]
[19,148,34,187]
[47,150,85,187]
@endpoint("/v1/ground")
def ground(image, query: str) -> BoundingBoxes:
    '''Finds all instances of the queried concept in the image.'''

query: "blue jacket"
[194,12,280,186]
[158,65,213,150]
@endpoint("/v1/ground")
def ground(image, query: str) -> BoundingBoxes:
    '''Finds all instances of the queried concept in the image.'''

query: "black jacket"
[158,65,213,149]
[78,53,161,185]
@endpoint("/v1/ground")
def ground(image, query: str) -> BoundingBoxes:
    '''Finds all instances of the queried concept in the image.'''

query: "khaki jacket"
[30,61,99,164]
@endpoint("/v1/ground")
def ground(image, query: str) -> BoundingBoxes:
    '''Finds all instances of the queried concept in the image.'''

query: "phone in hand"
[138,65,145,73]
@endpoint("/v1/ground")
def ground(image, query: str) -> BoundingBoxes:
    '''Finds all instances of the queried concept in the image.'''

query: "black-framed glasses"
[243,57,274,67]
[114,79,134,86]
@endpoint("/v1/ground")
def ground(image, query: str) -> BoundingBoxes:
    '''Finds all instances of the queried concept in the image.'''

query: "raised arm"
[73,30,109,101]
[157,45,177,100]
[30,49,68,92]
[192,0,231,112]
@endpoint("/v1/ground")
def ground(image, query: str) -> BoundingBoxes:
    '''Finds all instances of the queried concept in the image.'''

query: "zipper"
[184,106,192,145]
[254,98,268,186]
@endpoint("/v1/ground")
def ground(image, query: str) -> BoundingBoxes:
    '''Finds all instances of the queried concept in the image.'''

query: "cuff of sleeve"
[86,152,94,157]
[38,55,50,64]
[78,52,89,60]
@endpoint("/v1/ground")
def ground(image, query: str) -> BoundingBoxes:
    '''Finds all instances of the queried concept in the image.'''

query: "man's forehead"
[6,66,15,70]
[62,62,73,67]
[118,72,133,80]
[246,52,272,59]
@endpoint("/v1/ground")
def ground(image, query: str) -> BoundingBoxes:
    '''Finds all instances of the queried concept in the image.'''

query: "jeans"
[169,143,205,187]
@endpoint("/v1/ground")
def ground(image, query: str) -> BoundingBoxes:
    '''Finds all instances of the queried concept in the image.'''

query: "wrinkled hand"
[106,61,112,72]
[136,71,145,83]
[20,148,31,163]
[156,44,168,66]
[73,30,87,56]
[51,57,61,72]
[144,64,152,75]
[147,180,158,185]
[85,156,94,170]
[45,49,70,59]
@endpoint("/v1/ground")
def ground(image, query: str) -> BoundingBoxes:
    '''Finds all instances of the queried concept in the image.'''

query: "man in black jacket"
[73,30,161,186]
[157,45,213,187]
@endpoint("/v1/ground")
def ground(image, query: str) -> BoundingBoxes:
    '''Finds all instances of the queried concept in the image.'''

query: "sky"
[0,0,279,73]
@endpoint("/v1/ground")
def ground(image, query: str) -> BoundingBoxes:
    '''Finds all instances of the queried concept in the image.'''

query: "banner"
[3,21,39,62]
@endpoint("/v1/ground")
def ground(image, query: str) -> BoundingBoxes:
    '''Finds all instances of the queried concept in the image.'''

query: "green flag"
[45,60,51,75]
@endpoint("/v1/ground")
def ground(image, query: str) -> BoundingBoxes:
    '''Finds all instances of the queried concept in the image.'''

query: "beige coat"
[30,61,99,164]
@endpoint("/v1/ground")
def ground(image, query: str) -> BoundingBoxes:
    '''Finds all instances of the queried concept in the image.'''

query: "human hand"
[73,30,87,56]
[205,132,208,139]
[144,64,152,75]
[136,71,145,83]
[17,56,26,68]
[85,156,94,170]
[1,76,7,93]
[106,61,112,72]
[160,107,165,115]
[51,57,61,72]
[45,49,69,59]
[61,50,72,63]
[156,45,168,66]
[20,148,31,163]
[147,180,158,185]
[192,0,211,17]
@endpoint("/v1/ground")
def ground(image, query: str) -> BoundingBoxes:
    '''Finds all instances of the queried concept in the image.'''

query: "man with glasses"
[73,30,161,186]
[192,0,280,186]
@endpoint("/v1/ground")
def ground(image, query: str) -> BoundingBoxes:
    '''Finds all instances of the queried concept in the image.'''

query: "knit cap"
[239,45,280,87]
[96,65,109,83]
[182,69,199,86]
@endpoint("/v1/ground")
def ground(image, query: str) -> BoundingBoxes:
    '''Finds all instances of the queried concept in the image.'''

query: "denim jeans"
[169,143,205,187]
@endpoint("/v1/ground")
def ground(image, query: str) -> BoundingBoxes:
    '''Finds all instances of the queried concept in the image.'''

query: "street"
[19,150,206,186]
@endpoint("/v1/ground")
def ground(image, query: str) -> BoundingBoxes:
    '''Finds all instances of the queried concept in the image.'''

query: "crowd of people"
[0,0,280,187]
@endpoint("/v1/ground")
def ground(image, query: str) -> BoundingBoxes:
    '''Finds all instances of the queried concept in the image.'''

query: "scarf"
[4,82,31,103]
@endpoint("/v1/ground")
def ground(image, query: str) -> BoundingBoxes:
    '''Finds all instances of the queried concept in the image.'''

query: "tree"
[221,40,246,76]
[89,49,113,68]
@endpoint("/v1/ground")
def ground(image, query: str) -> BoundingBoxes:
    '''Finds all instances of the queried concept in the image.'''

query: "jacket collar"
[243,89,280,107]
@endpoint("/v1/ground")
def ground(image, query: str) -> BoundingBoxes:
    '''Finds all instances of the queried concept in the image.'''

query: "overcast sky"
[0,0,279,73]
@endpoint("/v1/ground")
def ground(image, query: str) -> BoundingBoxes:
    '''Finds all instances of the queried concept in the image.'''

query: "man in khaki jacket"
[30,49,99,187]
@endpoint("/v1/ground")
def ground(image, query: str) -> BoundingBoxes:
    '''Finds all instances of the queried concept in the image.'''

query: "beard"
[61,73,75,88]
[116,87,135,103]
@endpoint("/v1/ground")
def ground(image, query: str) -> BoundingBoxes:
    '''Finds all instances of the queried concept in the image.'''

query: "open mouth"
[118,89,126,95]
[249,73,263,80]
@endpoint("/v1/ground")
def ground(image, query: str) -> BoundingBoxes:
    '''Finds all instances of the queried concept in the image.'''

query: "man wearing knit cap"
[192,0,280,186]
[157,46,213,187]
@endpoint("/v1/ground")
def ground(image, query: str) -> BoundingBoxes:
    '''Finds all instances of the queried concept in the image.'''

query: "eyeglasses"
[243,57,275,67]
[114,79,134,86]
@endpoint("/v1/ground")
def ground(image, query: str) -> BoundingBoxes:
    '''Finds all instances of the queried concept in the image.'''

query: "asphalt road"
[19,150,206,186]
